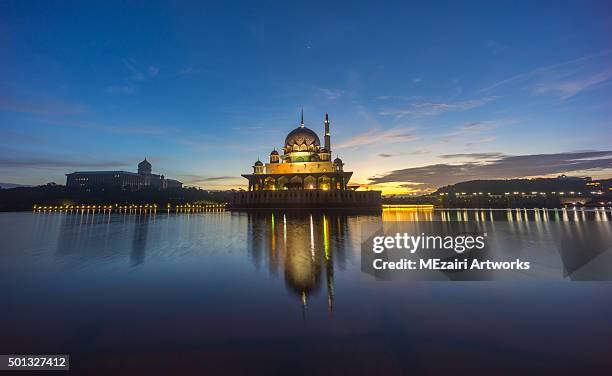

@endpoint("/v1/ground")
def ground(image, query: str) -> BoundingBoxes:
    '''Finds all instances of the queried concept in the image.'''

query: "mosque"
[230,112,381,209]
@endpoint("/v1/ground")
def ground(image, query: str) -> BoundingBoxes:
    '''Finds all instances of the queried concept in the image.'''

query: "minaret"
[324,113,331,152]
[300,109,305,128]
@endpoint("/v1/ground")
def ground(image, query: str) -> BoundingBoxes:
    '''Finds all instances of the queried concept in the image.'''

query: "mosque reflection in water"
[244,207,611,309]
[246,211,355,313]
[39,206,611,306]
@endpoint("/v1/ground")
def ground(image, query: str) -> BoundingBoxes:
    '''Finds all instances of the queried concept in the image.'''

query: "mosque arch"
[304,176,317,189]
[288,176,303,190]
[264,177,276,190]
[277,176,289,190]
[318,176,331,190]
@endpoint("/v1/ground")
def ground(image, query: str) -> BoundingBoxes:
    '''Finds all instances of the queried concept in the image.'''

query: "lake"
[1,208,611,374]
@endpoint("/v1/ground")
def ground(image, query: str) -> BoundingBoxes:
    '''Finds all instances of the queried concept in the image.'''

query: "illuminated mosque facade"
[231,112,381,208]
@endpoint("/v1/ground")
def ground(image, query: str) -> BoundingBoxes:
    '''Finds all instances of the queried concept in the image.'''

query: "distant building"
[66,159,182,190]
[557,174,592,181]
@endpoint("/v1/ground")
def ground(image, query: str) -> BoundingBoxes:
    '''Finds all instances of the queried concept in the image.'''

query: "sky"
[1,1,611,194]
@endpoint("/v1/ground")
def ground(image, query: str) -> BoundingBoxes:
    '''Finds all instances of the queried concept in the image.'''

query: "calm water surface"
[1,209,612,374]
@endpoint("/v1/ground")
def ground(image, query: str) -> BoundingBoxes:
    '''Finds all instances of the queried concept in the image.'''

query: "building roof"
[285,126,321,147]
[67,171,141,176]
[138,158,152,168]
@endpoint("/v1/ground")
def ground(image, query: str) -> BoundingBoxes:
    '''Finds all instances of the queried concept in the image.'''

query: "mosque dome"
[254,160,263,166]
[285,126,320,148]
[333,157,343,164]
[270,149,279,156]
[138,158,152,175]
[138,158,151,168]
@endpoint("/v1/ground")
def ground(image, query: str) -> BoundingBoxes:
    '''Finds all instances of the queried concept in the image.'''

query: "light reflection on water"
[5,207,612,301]
[1,208,611,374]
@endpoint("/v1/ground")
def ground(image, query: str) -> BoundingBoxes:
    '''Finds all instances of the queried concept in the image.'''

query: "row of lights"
[33,203,227,211]
[172,204,226,209]
[33,204,159,211]
[440,191,594,196]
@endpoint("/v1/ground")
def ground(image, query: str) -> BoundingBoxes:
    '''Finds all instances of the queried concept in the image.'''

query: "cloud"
[440,152,506,159]
[408,149,431,155]
[200,176,236,181]
[106,84,137,95]
[320,88,344,100]
[376,95,417,101]
[178,66,194,75]
[378,149,431,158]
[123,58,145,81]
[148,66,160,77]
[412,77,422,83]
[42,119,176,135]
[438,118,519,143]
[460,121,498,132]
[0,94,88,115]
[107,59,160,95]
[465,136,497,147]
[369,150,612,189]
[379,96,498,119]
[481,50,612,99]
[231,126,263,131]
[335,127,418,149]
[484,40,507,54]
[531,70,612,100]
[181,174,245,184]
[0,157,131,170]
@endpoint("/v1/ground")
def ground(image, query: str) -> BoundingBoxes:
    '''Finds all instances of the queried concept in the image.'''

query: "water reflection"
[383,207,611,222]
[247,212,357,314]
[244,208,612,301]
[51,210,162,269]
[3,208,611,374]
[130,215,150,266]
[30,207,612,284]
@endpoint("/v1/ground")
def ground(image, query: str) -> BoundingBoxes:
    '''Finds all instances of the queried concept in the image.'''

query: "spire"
[300,109,304,128]
[324,113,331,151]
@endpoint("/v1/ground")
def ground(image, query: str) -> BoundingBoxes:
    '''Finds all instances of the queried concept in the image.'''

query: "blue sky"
[1,1,611,193]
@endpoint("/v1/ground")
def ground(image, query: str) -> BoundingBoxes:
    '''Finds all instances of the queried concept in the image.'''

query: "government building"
[230,113,381,209]
[66,159,182,190]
